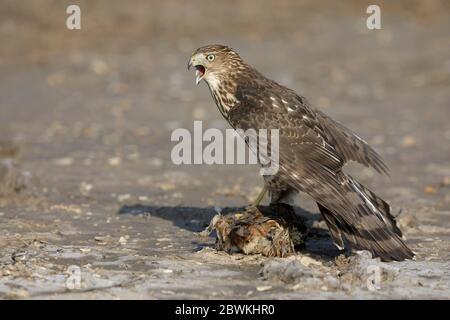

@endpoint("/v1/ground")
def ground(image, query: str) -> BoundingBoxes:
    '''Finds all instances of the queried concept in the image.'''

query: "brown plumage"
[188,44,414,261]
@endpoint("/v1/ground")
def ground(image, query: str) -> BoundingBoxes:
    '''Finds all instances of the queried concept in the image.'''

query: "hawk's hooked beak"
[188,54,206,85]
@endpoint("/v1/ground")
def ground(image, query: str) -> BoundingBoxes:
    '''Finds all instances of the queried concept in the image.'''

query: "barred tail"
[317,176,414,262]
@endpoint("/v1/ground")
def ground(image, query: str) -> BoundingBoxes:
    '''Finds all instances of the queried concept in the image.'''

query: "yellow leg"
[252,185,268,207]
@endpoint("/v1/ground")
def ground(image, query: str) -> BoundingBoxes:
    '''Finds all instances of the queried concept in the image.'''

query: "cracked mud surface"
[0,1,449,299]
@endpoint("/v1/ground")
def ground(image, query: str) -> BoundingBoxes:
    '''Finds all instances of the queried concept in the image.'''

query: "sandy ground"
[0,1,449,299]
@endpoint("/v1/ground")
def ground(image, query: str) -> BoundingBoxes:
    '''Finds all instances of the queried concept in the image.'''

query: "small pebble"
[401,136,417,148]
[256,285,272,292]
[53,157,73,166]
[424,186,437,194]
[117,194,131,202]
[108,157,121,166]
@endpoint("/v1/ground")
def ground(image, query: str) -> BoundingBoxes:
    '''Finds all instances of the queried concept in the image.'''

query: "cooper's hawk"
[188,44,414,261]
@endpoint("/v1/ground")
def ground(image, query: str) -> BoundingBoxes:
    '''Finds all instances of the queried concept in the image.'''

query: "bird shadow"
[118,204,341,261]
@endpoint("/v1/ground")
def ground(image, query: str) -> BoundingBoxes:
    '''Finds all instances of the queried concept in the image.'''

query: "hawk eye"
[206,54,215,62]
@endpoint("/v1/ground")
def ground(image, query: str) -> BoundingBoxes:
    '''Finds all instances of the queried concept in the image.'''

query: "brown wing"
[227,83,412,261]
[230,79,389,174]
[260,85,389,175]
[314,110,389,175]
[228,84,361,219]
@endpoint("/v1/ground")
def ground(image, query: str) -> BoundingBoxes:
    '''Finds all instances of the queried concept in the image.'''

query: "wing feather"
[224,77,410,261]
[234,84,389,175]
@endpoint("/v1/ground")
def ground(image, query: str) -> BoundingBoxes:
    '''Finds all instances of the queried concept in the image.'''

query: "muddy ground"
[0,1,449,299]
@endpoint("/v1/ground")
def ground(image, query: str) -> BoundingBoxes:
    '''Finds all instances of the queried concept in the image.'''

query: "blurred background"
[0,0,449,298]
[1,0,448,206]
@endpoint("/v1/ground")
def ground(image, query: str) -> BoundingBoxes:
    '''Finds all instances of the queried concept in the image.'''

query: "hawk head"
[188,44,243,85]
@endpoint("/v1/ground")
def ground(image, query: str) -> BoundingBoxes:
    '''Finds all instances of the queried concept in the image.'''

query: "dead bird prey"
[188,44,414,261]
[200,205,307,258]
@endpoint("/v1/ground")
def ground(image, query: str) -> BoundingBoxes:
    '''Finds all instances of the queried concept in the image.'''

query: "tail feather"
[317,176,414,262]
[349,176,403,237]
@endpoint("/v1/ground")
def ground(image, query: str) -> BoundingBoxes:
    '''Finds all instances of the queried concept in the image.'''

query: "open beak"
[188,55,206,85]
